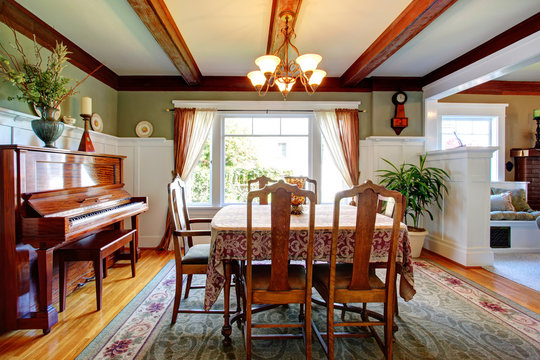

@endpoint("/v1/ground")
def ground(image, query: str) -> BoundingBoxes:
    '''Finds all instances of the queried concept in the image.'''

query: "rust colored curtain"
[156,108,196,250]
[335,108,360,186]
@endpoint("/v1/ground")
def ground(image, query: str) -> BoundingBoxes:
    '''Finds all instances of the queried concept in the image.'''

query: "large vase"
[31,106,64,148]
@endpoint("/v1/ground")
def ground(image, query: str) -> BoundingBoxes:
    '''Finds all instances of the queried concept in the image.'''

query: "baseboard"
[424,233,494,267]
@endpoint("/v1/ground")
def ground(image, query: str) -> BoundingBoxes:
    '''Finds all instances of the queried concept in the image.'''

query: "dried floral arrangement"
[0,29,98,110]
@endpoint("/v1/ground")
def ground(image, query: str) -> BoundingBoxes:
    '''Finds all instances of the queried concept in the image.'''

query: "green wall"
[117,90,423,140]
[0,23,119,135]
[441,93,540,180]
[1,23,423,140]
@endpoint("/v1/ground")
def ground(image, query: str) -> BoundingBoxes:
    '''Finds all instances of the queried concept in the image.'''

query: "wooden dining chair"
[284,176,318,204]
[243,180,316,359]
[247,175,277,204]
[312,180,403,360]
[168,175,239,324]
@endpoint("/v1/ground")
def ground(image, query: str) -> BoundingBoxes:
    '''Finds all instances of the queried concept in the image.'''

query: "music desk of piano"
[0,145,148,334]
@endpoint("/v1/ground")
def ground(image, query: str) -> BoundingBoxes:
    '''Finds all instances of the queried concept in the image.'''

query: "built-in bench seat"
[490,182,540,252]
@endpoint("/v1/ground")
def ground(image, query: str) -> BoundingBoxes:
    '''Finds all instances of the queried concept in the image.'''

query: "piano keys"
[0,145,148,334]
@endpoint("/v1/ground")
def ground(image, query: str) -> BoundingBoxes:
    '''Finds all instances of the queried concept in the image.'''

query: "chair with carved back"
[312,180,403,360]
[243,180,316,359]
[247,175,277,204]
[375,194,407,316]
[284,176,318,204]
[168,175,239,324]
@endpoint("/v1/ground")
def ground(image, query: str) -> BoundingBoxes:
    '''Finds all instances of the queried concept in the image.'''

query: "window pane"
[224,127,308,203]
[185,139,211,204]
[225,117,252,135]
[281,117,309,135]
[253,117,280,135]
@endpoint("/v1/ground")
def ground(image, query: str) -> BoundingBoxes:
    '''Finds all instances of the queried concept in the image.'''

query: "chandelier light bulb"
[295,54,322,73]
[308,69,327,87]
[247,71,267,88]
[276,77,296,95]
[255,55,281,74]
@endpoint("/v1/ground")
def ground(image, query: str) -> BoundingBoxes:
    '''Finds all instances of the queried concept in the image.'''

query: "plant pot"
[31,106,64,148]
[408,228,428,258]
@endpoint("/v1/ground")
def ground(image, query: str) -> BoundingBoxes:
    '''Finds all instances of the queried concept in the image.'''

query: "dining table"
[204,203,416,345]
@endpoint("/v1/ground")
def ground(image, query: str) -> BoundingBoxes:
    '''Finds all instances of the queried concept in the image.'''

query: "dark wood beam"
[118,75,422,92]
[126,0,201,85]
[423,12,540,86]
[341,0,457,87]
[267,0,303,54]
[0,0,118,89]
[457,81,540,96]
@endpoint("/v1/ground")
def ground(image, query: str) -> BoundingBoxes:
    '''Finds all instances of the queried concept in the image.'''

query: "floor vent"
[490,226,511,248]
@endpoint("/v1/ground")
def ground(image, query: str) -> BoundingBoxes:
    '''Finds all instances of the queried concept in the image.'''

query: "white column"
[424,147,497,266]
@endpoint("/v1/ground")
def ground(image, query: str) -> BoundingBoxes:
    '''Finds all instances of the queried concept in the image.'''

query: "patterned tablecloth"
[204,204,415,310]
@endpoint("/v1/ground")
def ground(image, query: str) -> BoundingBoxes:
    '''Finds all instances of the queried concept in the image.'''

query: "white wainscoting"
[0,107,172,248]
[424,147,497,266]
[359,136,426,183]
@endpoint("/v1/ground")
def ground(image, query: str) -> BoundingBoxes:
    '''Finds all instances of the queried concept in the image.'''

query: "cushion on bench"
[490,211,540,220]
[491,187,532,212]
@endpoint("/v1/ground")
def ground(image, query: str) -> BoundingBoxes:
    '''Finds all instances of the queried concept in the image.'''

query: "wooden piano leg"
[34,248,58,334]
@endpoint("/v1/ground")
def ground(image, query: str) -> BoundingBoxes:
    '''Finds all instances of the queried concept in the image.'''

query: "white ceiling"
[13,0,540,81]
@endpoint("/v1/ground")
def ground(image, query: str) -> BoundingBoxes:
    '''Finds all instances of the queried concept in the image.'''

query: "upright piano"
[0,145,148,333]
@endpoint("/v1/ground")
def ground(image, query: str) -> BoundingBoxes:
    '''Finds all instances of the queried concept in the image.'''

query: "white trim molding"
[172,100,361,111]
[423,31,540,100]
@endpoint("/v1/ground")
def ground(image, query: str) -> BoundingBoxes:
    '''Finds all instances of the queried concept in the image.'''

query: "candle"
[81,97,92,115]
[534,109,540,119]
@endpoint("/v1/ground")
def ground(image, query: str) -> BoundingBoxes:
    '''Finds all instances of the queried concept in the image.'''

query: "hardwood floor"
[0,249,538,359]
[0,249,174,360]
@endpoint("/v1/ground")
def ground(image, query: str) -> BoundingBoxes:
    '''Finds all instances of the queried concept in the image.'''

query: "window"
[186,112,348,206]
[437,103,507,181]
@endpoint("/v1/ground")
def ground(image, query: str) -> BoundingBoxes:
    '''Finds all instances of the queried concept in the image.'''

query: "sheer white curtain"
[179,109,216,180]
[315,110,354,187]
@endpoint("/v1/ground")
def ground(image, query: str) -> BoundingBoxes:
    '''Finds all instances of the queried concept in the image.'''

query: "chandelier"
[247,10,326,98]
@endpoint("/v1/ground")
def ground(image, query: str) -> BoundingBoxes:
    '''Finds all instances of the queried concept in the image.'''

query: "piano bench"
[57,229,137,312]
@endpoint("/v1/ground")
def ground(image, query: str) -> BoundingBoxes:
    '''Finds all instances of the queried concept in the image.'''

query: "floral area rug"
[76,259,540,360]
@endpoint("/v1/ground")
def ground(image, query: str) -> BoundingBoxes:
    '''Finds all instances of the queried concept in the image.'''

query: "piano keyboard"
[69,202,144,227]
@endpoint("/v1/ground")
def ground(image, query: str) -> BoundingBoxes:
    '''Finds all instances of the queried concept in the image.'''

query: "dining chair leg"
[171,268,183,325]
[245,304,252,360]
[327,302,335,360]
[184,274,193,299]
[305,301,312,360]
[299,303,305,321]
[385,304,393,359]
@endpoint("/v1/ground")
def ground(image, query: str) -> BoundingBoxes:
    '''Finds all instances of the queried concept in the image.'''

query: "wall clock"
[391,91,408,135]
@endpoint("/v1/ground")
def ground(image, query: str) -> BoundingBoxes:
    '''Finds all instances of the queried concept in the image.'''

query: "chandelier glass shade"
[247,11,326,98]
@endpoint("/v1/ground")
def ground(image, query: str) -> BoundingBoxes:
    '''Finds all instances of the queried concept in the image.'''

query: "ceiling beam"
[117,75,422,92]
[422,12,540,87]
[266,0,303,54]
[341,0,457,87]
[126,0,201,85]
[0,0,118,89]
[458,81,540,96]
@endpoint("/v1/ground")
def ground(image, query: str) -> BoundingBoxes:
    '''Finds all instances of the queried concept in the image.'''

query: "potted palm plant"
[377,154,450,257]
[0,31,97,147]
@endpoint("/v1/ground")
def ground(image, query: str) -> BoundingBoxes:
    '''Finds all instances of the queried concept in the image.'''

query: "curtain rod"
[164,108,366,113]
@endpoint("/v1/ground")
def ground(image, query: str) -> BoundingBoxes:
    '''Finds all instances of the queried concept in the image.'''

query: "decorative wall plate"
[136,121,153,137]
[90,113,103,132]
[33,104,61,120]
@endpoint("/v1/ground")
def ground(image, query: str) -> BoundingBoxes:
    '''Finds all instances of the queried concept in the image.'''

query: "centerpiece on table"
[285,177,306,215]
[0,32,96,147]
[376,154,450,257]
